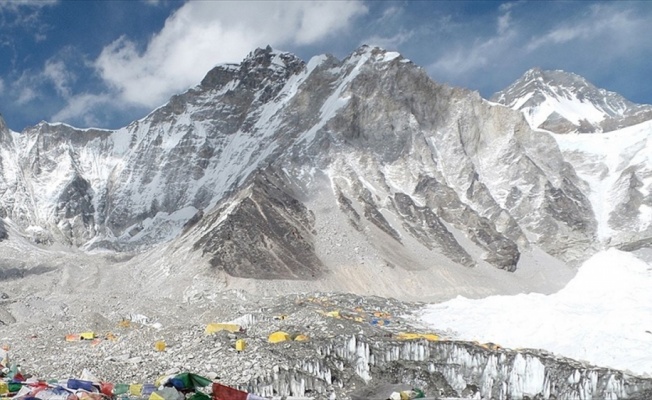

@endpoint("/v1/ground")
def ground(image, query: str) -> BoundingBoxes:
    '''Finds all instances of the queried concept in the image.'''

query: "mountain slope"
[494,68,652,252]
[492,68,652,133]
[0,46,599,301]
[553,119,652,249]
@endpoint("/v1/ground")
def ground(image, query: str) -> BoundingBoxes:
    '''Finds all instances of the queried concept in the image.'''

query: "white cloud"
[43,59,74,98]
[51,93,114,127]
[497,10,511,35]
[0,0,57,42]
[16,87,36,105]
[0,78,4,94]
[10,56,75,105]
[426,1,652,93]
[363,30,414,51]
[95,1,367,108]
[425,2,526,81]
[525,5,648,54]
[0,0,57,11]
[379,5,403,22]
[428,11,518,79]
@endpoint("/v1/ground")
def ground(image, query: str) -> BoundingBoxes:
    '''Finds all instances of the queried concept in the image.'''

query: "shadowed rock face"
[413,176,521,270]
[0,219,7,241]
[194,168,323,280]
[393,192,476,268]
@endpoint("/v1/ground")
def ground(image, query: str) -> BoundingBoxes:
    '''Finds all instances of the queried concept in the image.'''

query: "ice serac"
[0,46,597,277]
[242,335,652,400]
[492,68,652,133]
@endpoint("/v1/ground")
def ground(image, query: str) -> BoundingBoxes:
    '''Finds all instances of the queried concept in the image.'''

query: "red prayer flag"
[212,383,248,400]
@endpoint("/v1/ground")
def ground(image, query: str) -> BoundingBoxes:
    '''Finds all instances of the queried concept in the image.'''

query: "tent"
[396,333,439,341]
[267,331,290,343]
[205,323,241,335]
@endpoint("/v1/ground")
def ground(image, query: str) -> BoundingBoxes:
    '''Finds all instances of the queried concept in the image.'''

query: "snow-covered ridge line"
[493,67,652,134]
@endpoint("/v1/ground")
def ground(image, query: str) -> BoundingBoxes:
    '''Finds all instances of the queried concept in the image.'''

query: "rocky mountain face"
[492,68,652,133]
[0,47,599,283]
[495,68,652,252]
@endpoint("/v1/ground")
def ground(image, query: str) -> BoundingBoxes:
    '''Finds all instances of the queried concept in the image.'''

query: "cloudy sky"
[1,0,651,131]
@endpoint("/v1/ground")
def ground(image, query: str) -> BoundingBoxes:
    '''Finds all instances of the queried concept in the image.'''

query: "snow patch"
[553,119,652,240]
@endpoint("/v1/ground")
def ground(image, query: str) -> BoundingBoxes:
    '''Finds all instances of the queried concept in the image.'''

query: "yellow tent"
[268,331,291,343]
[154,340,166,351]
[235,339,246,351]
[79,332,96,340]
[205,323,241,334]
[396,332,439,341]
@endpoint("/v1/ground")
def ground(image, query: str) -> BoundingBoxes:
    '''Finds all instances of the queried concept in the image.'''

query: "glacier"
[413,248,652,378]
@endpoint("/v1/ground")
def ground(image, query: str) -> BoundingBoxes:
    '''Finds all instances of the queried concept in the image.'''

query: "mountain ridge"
[2,47,652,400]
[2,45,650,301]
[491,67,652,133]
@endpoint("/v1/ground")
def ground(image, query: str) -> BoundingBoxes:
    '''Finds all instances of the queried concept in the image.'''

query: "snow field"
[413,248,652,376]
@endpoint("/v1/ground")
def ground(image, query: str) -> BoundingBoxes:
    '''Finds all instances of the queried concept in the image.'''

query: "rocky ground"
[1,234,652,400]
[3,286,652,400]
[0,288,434,398]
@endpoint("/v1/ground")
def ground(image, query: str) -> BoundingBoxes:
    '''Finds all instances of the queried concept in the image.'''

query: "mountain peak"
[242,45,303,70]
[200,46,305,91]
[522,66,543,79]
[492,68,652,133]
[351,44,405,61]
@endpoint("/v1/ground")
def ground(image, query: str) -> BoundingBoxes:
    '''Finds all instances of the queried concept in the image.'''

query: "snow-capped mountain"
[553,119,652,249]
[491,68,652,134]
[4,49,652,399]
[494,68,652,251]
[0,46,625,301]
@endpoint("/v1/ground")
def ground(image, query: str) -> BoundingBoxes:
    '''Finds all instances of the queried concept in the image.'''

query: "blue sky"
[1,0,651,131]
